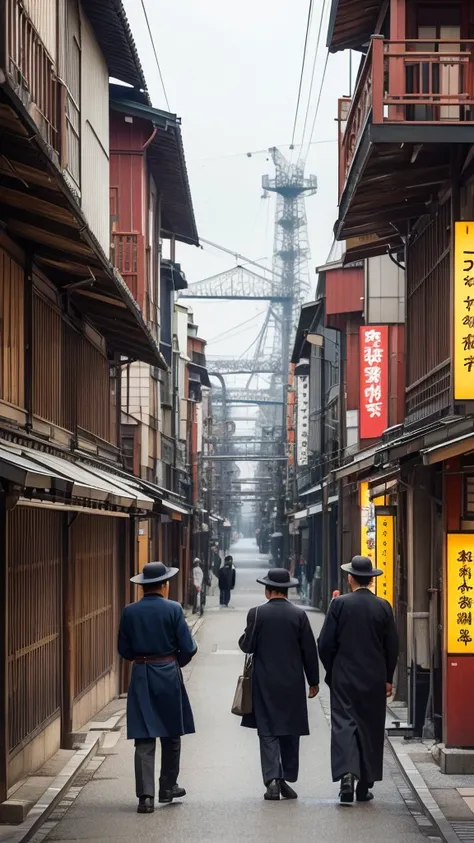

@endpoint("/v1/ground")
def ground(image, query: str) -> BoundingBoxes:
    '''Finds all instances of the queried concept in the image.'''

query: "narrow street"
[32,540,432,843]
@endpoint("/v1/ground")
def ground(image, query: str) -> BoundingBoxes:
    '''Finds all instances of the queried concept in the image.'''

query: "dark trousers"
[259,735,300,784]
[134,737,180,798]
[220,588,231,606]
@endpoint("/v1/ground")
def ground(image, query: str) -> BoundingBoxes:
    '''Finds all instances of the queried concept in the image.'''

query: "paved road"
[42,539,431,843]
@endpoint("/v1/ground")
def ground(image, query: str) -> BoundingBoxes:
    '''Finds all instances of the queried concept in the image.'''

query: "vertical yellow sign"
[375,509,394,606]
[447,533,474,654]
[454,222,474,400]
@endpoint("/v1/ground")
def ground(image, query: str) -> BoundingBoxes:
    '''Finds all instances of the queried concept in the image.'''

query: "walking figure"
[118,562,197,814]
[239,568,319,801]
[318,555,398,804]
[219,555,236,607]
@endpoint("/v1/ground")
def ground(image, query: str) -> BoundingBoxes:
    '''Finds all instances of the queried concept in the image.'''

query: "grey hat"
[130,561,178,585]
[257,567,299,589]
[341,555,382,577]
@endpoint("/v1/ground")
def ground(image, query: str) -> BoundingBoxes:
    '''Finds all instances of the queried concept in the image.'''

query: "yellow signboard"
[375,509,394,607]
[454,222,474,400]
[447,533,474,654]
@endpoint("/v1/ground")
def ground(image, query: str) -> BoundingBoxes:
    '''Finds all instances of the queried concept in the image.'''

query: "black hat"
[257,568,299,589]
[341,555,382,577]
[130,561,178,585]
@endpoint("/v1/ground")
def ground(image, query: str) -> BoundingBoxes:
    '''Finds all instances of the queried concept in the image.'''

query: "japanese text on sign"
[359,326,388,439]
[375,510,394,607]
[454,223,474,400]
[447,533,474,654]
[296,374,309,466]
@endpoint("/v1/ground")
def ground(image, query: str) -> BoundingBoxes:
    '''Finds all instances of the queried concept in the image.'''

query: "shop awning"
[0,440,153,510]
[307,495,339,516]
[161,499,189,516]
[332,446,378,480]
[294,508,308,520]
[421,433,474,466]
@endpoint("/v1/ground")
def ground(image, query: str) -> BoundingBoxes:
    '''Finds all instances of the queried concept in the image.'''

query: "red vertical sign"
[359,326,389,439]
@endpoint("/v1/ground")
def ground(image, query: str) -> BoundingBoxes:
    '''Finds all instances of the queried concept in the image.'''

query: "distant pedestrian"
[192,558,204,615]
[218,555,235,607]
[318,556,398,805]
[296,555,307,601]
[239,568,319,801]
[118,562,197,814]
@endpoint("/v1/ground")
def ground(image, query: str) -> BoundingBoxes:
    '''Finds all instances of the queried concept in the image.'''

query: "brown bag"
[231,608,258,716]
[231,654,253,716]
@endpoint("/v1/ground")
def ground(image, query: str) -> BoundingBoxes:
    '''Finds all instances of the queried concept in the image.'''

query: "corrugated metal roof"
[82,0,149,93]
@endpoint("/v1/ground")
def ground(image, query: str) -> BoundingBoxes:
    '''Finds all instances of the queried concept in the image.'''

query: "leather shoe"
[137,796,154,813]
[264,779,281,801]
[356,782,374,802]
[339,773,354,804]
[280,781,298,799]
[158,784,187,804]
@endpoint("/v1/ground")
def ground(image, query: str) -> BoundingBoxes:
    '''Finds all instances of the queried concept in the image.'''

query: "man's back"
[239,598,319,736]
[318,588,398,693]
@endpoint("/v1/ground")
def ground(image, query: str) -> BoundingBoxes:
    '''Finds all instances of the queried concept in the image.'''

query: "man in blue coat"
[118,561,197,813]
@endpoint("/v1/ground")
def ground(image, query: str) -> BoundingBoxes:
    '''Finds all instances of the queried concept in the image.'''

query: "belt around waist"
[133,655,177,664]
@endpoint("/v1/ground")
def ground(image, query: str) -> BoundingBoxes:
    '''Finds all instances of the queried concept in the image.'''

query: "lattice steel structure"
[179,150,317,533]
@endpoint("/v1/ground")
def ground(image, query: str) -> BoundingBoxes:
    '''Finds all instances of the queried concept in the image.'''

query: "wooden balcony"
[4,0,61,153]
[111,232,145,306]
[337,36,474,247]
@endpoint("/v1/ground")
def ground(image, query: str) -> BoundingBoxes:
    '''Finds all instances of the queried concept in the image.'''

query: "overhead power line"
[140,0,171,111]
[304,49,330,161]
[199,237,278,278]
[300,0,329,152]
[291,0,315,148]
[194,138,335,163]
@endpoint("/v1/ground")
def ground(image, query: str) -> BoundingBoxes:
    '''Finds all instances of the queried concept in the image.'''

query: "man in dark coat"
[218,555,235,607]
[318,555,399,805]
[239,568,320,801]
[118,561,197,814]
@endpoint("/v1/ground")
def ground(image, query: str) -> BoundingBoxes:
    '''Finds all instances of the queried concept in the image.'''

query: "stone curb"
[387,736,462,843]
[1,732,101,843]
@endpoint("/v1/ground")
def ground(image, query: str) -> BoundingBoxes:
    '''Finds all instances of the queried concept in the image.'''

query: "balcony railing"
[111,232,145,304]
[339,36,474,195]
[5,0,60,152]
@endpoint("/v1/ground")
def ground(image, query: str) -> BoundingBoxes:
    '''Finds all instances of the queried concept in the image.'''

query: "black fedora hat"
[341,555,383,577]
[130,561,178,585]
[257,568,299,589]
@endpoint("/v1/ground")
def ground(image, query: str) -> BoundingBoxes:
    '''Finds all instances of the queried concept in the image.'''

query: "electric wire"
[290,0,315,148]
[299,0,330,153]
[140,0,171,111]
[303,48,330,161]
[207,309,268,344]
[194,139,335,163]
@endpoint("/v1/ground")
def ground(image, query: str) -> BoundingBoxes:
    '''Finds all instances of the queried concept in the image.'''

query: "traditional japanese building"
[327,0,474,759]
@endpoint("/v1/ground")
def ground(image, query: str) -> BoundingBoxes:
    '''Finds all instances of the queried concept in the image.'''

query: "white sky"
[123,0,350,489]
[123,0,350,355]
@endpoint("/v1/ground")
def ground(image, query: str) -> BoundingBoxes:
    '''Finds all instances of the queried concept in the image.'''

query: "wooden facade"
[0,0,171,809]
[326,0,474,750]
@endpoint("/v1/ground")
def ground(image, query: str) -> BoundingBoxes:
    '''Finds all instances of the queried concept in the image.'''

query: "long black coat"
[239,598,319,736]
[118,594,197,739]
[318,588,398,783]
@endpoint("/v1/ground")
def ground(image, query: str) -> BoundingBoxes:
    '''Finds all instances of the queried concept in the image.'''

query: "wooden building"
[0,0,200,811]
[327,0,474,756]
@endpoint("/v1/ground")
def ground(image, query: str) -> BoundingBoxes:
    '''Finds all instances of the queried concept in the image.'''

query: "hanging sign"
[375,507,395,607]
[359,326,389,439]
[454,222,474,400]
[296,374,309,466]
[447,533,474,654]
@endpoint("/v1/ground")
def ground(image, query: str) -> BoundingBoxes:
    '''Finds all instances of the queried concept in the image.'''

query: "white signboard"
[296,374,309,466]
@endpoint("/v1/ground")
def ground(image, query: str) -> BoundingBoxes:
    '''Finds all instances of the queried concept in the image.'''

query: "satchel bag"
[231,608,258,716]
